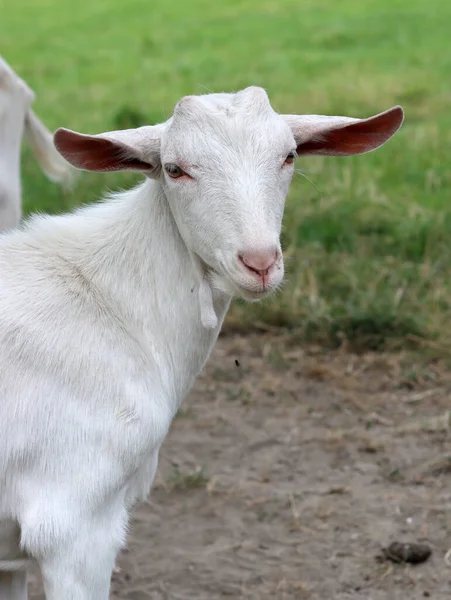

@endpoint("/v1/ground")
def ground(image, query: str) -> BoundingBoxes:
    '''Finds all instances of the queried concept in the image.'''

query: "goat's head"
[54,87,404,301]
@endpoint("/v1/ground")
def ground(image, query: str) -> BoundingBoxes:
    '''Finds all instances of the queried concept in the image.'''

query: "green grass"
[2,0,451,352]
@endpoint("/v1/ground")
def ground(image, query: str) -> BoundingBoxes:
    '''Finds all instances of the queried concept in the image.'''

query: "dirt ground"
[28,333,451,599]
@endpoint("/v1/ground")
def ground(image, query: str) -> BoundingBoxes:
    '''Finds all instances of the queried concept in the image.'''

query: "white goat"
[0,55,73,231]
[0,86,404,599]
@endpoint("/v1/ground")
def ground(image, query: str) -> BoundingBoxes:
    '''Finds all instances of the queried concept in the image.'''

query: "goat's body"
[0,180,229,594]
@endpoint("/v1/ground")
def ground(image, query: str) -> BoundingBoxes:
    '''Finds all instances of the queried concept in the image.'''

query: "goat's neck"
[66,179,231,407]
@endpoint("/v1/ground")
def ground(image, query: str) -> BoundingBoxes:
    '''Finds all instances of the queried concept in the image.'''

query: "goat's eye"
[164,164,184,178]
[284,152,296,165]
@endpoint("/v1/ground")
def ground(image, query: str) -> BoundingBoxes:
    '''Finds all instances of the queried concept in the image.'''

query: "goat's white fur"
[0,55,73,232]
[0,86,403,599]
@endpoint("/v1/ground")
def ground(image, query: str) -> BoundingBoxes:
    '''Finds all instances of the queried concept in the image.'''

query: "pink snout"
[238,248,279,282]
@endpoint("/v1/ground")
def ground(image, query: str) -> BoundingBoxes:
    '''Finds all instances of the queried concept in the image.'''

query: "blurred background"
[3,0,451,353]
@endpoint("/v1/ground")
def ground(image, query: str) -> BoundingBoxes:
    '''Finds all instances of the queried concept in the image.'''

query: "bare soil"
[29,333,451,599]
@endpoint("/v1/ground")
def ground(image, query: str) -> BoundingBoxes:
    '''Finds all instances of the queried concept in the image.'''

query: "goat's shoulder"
[0,213,150,374]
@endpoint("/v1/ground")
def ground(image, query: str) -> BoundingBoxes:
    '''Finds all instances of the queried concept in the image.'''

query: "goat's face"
[54,87,404,301]
[159,87,293,300]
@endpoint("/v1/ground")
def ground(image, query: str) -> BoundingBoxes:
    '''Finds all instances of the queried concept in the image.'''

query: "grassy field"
[2,0,451,353]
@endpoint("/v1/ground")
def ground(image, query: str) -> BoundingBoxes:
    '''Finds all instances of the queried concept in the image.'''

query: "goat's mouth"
[207,252,284,301]
[209,270,281,302]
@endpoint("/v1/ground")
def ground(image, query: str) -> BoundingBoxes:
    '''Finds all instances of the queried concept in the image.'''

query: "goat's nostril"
[239,249,278,277]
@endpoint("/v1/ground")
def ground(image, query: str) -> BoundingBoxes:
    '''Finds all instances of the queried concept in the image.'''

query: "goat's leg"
[39,533,117,600]
[0,571,27,600]
[40,557,113,600]
[36,508,126,600]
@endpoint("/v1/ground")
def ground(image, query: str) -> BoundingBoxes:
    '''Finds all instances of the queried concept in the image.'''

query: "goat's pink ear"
[283,106,404,157]
[53,128,158,173]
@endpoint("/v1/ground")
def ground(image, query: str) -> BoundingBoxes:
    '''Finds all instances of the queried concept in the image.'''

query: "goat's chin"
[209,272,278,302]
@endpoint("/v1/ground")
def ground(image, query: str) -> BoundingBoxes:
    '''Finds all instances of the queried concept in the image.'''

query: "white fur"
[0,86,403,599]
[0,55,73,232]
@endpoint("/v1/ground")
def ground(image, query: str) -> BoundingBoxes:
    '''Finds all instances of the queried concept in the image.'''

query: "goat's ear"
[53,126,162,175]
[283,106,404,156]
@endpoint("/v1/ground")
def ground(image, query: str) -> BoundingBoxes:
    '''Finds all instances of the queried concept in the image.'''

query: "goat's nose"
[239,248,278,277]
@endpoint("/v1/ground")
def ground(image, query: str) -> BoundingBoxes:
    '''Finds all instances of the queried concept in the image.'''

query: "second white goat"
[0,55,73,231]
